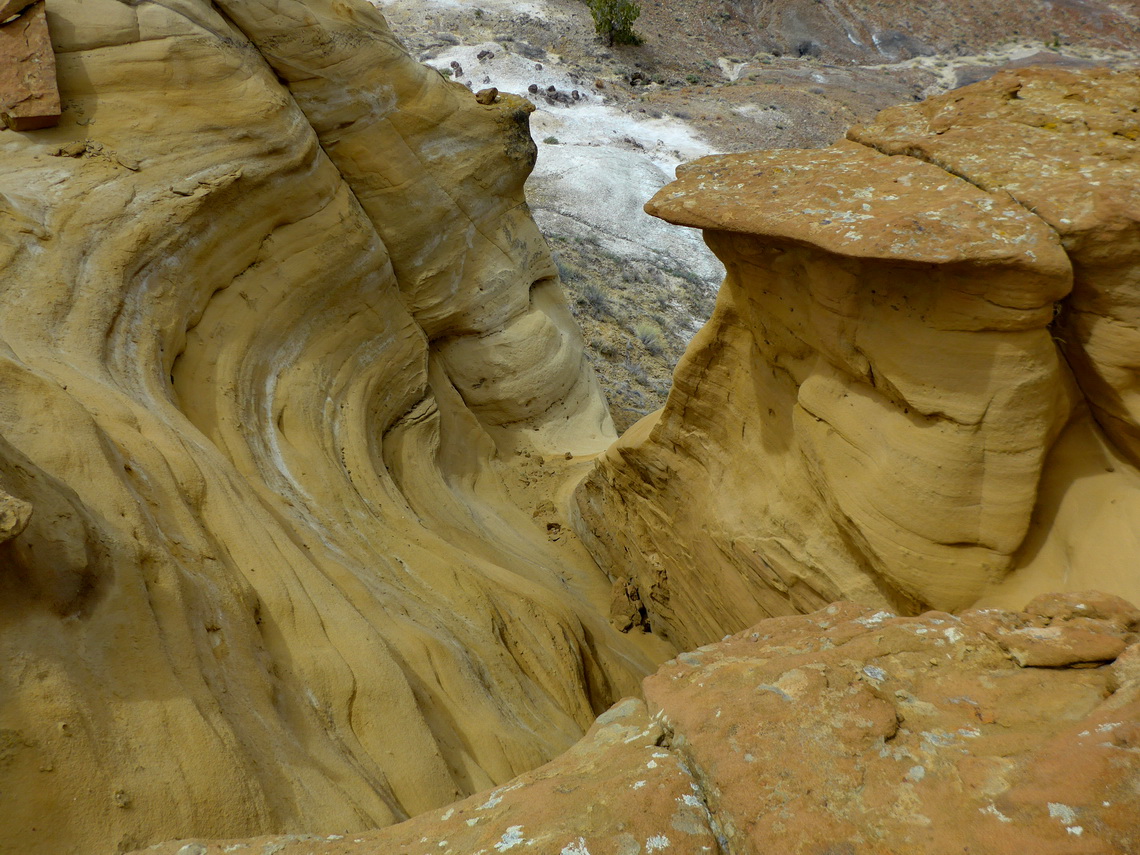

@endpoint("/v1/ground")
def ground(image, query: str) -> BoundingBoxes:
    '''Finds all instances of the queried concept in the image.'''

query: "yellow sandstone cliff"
[0,1,671,852]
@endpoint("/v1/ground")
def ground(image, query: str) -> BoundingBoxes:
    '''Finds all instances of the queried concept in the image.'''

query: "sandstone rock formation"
[574,66,1140,651]
[133,592,1140,855]
[3,1,1138,849]
[0,1,675,852]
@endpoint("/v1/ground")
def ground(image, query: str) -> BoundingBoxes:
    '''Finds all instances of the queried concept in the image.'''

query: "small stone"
[474,87,498,105]
[56,141,87,157]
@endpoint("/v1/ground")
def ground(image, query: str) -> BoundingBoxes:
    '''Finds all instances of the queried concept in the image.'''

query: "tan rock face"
[0,1,661,853]
[849,67,1140,470]
[134,593,1140,855]
[574,66,1140,650]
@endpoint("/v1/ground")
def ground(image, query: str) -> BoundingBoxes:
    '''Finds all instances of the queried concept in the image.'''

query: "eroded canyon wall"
[574,67,1140,651]
[0,1,670,853]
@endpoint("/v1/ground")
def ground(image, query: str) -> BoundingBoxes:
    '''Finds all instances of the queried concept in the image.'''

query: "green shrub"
[634,322,664,356]
[587,0,642,46]
[580,281,610,316]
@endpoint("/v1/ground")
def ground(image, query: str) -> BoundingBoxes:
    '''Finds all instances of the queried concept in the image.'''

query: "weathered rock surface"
[730,0,1140,64]
[0,1,674,852]
[850,67,1140,469]
[133,593,1140,855]
[0,1,60,130]
[574,66,1140,650]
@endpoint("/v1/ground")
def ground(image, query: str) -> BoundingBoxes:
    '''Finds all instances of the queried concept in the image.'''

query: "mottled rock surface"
[574,66,1140,650]
[135,593,1140,855]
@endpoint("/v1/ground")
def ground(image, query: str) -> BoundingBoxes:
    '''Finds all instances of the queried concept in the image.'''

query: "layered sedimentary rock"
[574,66,1140,651]
[135,592,1140,855]
[0,1,674,853]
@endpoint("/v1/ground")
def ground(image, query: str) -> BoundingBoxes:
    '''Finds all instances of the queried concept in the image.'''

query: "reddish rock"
[0,1,60,131]
[642,596,1140,854]
[962,591,1139,667]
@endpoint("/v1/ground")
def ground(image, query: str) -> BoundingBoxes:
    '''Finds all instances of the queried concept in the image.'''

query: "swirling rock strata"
[0,1,666,853]
[574,67,1139,651]
[135,592,1140,855]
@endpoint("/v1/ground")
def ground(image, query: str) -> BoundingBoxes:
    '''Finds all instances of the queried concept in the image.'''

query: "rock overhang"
[645,141,1072,285]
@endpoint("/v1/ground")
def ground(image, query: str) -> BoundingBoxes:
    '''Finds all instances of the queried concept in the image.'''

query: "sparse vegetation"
[581,281,611,317]
[635,322,664,356]
[586,0,642,46]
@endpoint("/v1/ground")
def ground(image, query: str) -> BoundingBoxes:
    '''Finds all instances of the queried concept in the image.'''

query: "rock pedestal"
[573,67,1140,648]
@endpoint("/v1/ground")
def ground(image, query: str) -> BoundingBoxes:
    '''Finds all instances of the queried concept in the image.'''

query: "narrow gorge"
[0,2,1136,854]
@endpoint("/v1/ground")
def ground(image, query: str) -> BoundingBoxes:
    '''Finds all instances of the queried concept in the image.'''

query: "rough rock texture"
[0,1,60,130]
[134,593,1140,855]
[574,66,1140,651]
[850,67,1140,469]
[0,1,676,853]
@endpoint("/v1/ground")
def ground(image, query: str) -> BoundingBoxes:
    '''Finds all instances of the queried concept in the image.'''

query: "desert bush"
[622,359,650,386]
[635,322,664,356]
[581,281,610,317]
[555,258,581,283]
[587,0,642,46]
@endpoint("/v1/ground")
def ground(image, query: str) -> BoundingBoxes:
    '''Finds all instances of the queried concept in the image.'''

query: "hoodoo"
[574,67,1140,650]
[0,1,669,852]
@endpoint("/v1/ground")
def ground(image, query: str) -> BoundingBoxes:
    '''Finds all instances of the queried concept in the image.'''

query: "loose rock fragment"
[0,1,60,130]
